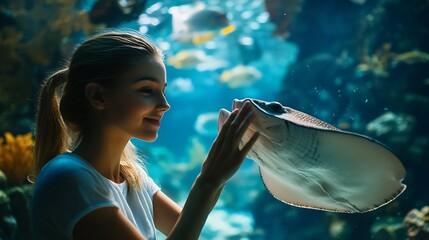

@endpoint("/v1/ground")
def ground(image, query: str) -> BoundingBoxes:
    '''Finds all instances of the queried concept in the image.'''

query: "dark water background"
[0,0,428,239]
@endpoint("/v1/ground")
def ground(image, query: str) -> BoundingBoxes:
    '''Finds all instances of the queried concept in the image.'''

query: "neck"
[73,128,129,183]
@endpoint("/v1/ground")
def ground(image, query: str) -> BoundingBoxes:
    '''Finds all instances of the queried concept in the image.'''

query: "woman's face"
[103,56,170,141]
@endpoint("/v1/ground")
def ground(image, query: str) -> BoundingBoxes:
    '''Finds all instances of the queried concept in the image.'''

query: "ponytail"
[33,68,69,179]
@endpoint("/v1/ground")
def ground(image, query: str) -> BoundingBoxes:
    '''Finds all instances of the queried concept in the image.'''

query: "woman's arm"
[153,191,181,235]
[165,176,223,239]
[74,207,146,240]
[164,101,259,239]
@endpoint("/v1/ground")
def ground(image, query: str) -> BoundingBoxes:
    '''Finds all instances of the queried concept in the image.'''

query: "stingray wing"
[255,122,406,213]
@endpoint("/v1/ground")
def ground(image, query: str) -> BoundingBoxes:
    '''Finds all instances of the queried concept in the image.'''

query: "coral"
[328,214,351,239]
[0,190,17,239]
[0,0,102,134]
[404,206,429,240]
[393,50,429,65]
[356,42,395,78]
[7,185,33,240]
[0,170,7,189]
[370,217,407,240]
[356,43,429,78]
[366,112,415,145]
[0,132,34,185]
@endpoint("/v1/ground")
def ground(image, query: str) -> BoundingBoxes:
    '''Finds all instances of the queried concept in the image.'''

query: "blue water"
[37,0,424,239]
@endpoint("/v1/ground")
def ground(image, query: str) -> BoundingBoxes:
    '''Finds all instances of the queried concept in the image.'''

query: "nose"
[156,94,170,112]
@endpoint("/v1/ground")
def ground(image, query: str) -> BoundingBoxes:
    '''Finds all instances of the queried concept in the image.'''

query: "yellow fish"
[167,50,206,69]
[220,65,262,88]
[170,4,235,45]
[191,25,235,44]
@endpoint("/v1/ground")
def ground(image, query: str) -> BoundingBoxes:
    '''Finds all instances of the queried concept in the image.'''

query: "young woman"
[31,31,259,240]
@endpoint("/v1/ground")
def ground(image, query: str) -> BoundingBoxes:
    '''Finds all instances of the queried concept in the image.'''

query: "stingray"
[218,98,406,213]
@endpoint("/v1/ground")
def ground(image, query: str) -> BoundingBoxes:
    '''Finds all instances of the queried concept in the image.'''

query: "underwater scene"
[1,0,428,239]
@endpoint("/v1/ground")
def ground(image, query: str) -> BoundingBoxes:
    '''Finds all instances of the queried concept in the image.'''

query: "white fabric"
[31,152,160,240]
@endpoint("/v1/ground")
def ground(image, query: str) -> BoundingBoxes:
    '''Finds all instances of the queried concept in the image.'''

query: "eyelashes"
[138,87,153,94]
[137,87,167,96]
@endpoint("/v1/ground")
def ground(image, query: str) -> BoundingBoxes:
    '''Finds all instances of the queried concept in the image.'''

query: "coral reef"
[0,0,102,134]
[0,184,33,240]
[0,170,7,189]
[0,190,17,240]
[0,168,32,240]
[370,216,407,240]
[366,112,415,146]
[6,185,33,240]
[328,214,351,239]
[404,206,429,240]
[0,132,34,185]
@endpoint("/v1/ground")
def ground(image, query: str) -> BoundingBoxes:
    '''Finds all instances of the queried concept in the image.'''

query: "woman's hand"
[166,101,259,240]
[199,101,260,189]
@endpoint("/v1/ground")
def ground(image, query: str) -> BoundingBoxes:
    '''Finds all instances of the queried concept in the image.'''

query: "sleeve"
[34,160,118,238]
[141,169,161,197]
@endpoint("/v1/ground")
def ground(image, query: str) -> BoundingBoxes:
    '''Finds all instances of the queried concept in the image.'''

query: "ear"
[85,83,107,110]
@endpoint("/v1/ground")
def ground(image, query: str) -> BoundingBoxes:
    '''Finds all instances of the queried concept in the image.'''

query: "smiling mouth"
[145,118,161,126]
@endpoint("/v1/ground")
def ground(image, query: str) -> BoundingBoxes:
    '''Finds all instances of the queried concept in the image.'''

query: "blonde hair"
[33,32,162,189]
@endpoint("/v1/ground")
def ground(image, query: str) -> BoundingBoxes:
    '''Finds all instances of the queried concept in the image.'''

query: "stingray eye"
[268,102,284,113]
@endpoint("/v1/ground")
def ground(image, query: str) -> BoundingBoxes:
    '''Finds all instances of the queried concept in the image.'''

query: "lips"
[145,117,161,126]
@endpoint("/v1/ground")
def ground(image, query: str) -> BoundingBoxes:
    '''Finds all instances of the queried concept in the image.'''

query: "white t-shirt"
[31,152,160,240]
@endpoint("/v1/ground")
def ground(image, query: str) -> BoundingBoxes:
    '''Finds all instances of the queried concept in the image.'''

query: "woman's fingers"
[218,108,238,137]
[233,109,255,149]
[240,131,260,158]
[224,102,252,145]
[230,102,251,131]
[230,131,259,171]
[206,108,238,163]
[201,102,259,186]
[207,101,254,163]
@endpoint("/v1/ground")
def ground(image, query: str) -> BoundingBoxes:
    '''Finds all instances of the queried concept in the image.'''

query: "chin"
[138,133,158,142]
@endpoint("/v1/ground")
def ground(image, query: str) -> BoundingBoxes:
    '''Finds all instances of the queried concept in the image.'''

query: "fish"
[167,50,206,69]
[170,3,235,44]
[167,50,227,71]
[218,98,406,213]
[219,65,262,88]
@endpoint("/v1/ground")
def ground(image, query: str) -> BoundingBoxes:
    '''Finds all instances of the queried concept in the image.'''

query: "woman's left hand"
[198,101,259,189]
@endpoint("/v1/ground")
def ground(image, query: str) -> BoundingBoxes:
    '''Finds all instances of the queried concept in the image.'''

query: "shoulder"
[43,153,90,172]
[35,153,99,190]
[139,168,160,196]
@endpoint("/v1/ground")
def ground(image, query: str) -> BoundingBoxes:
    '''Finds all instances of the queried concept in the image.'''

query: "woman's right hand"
[198,101,259,189]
